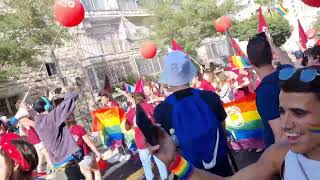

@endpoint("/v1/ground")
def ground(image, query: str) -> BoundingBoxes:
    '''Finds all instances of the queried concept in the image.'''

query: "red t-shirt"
[126,102,155,149]
[25,127,41,145]
[70,125,91,156]
[199,80,216,92]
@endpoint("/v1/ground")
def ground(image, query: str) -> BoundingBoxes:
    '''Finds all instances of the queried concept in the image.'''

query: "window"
[45,63,57,77]
[0,96,19,116]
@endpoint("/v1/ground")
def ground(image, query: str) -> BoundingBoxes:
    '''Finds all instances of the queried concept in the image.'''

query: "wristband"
[169,154,193,180]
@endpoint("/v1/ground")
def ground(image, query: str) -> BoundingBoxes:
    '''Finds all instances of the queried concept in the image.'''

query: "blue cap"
[159,51,196,86]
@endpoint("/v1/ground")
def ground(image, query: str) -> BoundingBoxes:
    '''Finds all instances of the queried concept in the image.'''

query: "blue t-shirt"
[256,64,292,147]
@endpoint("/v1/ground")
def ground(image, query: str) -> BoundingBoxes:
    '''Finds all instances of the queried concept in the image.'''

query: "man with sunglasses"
[247,32,293,148]
[147,65,320,180]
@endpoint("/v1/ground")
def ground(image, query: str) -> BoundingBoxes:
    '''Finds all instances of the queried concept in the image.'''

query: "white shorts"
[34,142,45,152]
[78,154,94,168]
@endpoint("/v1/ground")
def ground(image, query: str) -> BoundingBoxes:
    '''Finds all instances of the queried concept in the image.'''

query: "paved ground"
[106,150,263,180]
[34,150,263,180]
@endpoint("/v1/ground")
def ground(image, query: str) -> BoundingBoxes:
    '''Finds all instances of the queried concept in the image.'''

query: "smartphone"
[135,104,159,146]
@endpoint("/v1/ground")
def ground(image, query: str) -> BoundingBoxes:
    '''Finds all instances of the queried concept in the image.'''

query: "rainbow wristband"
[169,154,193,180]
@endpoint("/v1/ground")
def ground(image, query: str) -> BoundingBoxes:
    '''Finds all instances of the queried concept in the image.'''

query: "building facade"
[0,0,160,124]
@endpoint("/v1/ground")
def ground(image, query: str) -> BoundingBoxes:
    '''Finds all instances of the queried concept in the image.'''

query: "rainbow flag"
[92,107,126,148]
[275,3,288,16]
[224,93,265,150]
[229,55,251,69]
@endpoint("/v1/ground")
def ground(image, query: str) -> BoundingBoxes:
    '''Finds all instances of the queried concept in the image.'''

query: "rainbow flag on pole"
[224,93,265,150]
[92,107,126,148]
[229,55,251,69]
[275,3,288,16]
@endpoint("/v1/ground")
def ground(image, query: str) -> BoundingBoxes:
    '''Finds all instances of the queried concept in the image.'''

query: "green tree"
[0,0,68,80]
[142,0,241,57]
[232,13,291,47]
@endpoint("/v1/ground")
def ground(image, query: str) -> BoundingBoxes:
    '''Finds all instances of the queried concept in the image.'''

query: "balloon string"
[19,28,63,108]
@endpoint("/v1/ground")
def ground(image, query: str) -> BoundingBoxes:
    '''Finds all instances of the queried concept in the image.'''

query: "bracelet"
[169,154,193,180]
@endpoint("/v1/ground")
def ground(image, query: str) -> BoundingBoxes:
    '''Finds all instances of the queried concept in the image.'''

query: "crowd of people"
[0,30,319,180]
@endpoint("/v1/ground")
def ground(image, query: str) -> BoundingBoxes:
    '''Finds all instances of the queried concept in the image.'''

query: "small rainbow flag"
[124,83,135,93]
[92,107,126,148]
[276,3,288,16]
[229,55,251,69]
[224,93,265,150]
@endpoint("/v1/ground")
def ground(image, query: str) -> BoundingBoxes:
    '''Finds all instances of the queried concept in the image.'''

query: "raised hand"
[146,125,176,167]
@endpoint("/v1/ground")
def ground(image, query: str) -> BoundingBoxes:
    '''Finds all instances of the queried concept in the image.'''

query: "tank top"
[284,150,320,180]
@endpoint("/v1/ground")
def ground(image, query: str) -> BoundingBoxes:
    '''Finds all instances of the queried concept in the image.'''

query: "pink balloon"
[54,0,85,27]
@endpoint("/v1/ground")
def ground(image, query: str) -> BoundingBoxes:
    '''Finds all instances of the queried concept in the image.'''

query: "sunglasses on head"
[279,67,320,82]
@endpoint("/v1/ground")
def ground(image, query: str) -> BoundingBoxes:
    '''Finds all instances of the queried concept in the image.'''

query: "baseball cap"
[159,51,196,86]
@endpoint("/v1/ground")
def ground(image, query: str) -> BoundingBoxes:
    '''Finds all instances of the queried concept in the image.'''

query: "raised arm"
[148,126,288,180]
[51,92,78,125]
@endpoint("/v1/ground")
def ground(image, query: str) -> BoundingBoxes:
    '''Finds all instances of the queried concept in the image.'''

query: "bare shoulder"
[258,141,290,173]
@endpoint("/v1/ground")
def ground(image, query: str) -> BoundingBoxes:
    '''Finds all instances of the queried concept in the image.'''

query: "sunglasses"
[279,67,320,82]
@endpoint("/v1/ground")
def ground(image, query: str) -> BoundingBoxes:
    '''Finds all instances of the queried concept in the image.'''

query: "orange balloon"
[140,41,157,59]
[54,0,85,27]
[306,29,317,39]
[214,16,232,33]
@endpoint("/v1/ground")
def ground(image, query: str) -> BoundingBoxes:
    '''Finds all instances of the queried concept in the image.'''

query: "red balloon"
[214,16,232,33]
[302,0,320,7]
[54,0,85,27]
[306,29,317,39]
[140,41,157,59]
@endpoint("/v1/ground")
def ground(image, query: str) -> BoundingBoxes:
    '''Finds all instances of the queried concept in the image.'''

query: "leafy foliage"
[0,0,68,79]
[142,0,241,57]
[313,15,320,31]
[232,13,291,47]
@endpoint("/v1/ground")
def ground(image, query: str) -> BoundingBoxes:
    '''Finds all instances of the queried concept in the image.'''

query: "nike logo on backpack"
[202,129,220,169]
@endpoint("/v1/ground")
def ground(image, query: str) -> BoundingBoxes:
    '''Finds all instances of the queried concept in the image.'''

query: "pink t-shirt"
[126,102,155,149]
[70,125,91,156]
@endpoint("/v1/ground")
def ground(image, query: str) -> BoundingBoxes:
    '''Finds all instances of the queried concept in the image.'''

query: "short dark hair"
[280,66,320,101]
[32,97,46,113]
[247,32,273,68]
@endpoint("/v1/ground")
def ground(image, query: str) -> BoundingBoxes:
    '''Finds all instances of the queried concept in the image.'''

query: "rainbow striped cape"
[224,93,265,150]
[91,107,126,148]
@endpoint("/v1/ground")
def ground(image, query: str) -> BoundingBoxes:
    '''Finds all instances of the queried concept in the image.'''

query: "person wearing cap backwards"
[0,133,38,180]
[154,51,233,176]
[146,65,320,180]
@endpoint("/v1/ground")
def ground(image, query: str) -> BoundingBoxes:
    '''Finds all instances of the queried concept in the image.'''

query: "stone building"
[0,0,161,124]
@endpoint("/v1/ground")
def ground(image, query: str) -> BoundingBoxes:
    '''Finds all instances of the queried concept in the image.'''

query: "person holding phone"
[125,93,168,180]
[147,65,320,180]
